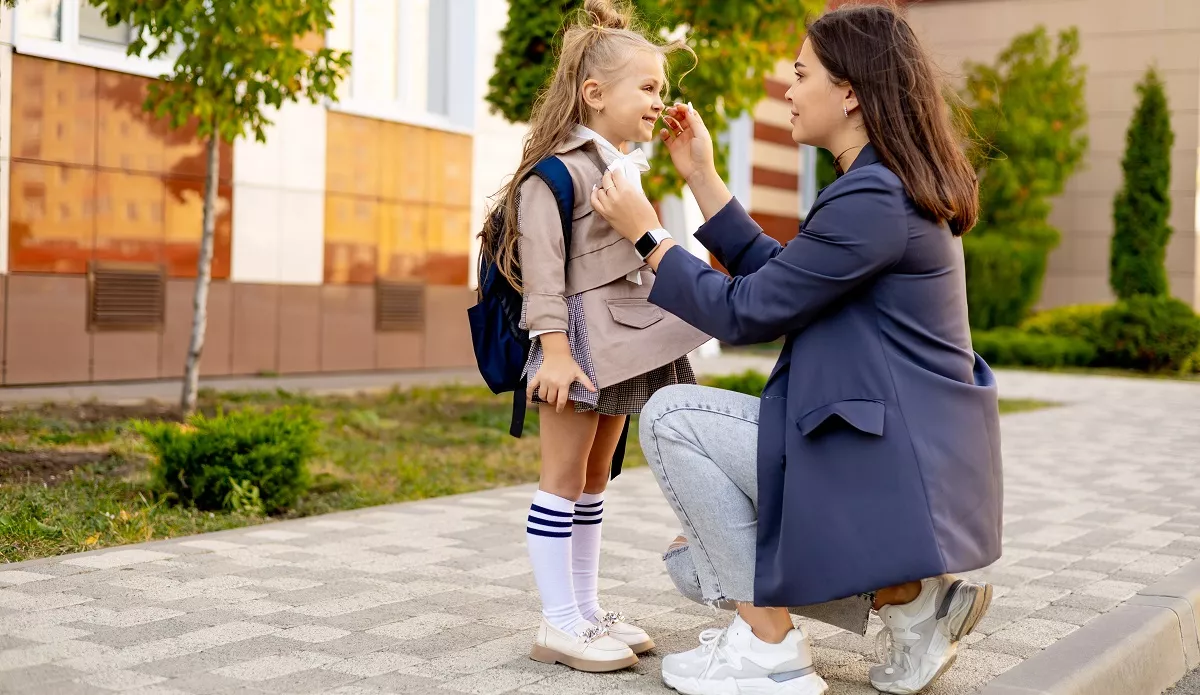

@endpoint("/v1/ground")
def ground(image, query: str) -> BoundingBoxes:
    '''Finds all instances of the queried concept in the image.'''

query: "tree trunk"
[181,132,219,414]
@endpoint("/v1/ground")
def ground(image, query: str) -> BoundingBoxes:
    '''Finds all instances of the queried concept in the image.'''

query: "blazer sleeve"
[693,197,784,278]
[649,177,908,345]
[517,176,569,334]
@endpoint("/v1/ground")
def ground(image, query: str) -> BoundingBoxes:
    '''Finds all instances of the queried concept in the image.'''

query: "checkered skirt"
[522,294,696,415]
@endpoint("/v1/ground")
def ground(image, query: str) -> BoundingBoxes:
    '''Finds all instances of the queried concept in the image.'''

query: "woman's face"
[785,39,852,149]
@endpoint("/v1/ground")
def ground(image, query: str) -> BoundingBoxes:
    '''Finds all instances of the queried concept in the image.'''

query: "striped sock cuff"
[574,498,603,526]
[528,503,573,538]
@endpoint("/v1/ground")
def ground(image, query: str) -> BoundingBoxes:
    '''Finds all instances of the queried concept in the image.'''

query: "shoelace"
[874,624,917,677]
[696,626,732,676]
[596,611,627,629]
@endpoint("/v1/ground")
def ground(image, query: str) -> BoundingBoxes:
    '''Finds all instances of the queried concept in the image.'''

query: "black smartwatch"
[634,228,672,260]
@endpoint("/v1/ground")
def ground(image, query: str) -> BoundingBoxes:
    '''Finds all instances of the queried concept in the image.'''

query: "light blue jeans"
[640,384,872,635]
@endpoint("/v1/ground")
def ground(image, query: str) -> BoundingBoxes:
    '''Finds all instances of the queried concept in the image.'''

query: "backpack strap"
[509,156,576,439]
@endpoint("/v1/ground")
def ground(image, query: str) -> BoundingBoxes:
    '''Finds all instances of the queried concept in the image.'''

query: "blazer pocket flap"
[798,399,885,437]
[607,298,664,329]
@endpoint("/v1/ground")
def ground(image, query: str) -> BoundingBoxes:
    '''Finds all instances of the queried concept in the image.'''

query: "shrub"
[1111,67,1174,300]
[135,406,320,514]
[1020,304,1108,346]
[961,26,1089,328]
[972,328,1097,368]
[1096,295,1200,372]
[964,235,1052,329]
[702,370,767,397]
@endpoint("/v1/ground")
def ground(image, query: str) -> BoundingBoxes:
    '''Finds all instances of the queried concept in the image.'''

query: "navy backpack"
[467,155,629,477]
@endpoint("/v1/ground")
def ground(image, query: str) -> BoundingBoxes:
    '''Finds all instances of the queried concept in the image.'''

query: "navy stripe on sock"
[526,527,572,538]
[528,515,572,528]
[530,504,573,518]
[573,519,602,525]
[575,500,603,508]
[574,509,603,517]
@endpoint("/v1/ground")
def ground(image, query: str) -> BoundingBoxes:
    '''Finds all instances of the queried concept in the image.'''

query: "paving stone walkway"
[2,368,1199,695]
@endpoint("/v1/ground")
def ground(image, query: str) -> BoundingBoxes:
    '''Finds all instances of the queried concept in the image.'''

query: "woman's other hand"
[661,103,717,185]
[590,169,661,243]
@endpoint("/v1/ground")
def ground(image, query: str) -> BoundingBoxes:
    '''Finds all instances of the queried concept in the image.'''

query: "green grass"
[0,386,647,564]
[998,399,1056,415]
[0,382,1049,565]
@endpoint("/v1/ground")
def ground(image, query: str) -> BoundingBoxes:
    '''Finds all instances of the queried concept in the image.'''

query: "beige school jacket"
[518,136,710,389]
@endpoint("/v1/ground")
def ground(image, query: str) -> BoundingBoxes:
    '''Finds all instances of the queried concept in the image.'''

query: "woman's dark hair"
[807,2,978,235]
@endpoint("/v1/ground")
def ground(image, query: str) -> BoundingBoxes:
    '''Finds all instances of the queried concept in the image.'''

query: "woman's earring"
[843,104,849,118]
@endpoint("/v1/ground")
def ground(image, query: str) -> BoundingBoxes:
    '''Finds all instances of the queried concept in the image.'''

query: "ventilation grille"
[88,262,166,332]
[376,281,425,332]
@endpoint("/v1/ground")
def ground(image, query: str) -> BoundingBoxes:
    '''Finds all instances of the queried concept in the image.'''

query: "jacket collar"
[845,142,881,174]
[554,134,592,156]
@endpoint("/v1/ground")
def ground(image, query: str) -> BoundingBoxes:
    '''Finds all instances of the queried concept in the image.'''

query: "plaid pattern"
[523,293,696,415]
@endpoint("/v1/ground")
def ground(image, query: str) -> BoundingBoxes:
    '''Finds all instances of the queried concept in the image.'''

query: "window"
[78,1,133,47]
[15,0,171,79]
[17,0,63,41]
[328,0,474,132]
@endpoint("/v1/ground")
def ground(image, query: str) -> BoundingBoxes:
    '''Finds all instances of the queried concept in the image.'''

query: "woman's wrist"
[685,165,720,189]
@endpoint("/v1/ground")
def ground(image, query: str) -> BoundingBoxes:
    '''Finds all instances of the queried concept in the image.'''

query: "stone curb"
[980,557,1200,695]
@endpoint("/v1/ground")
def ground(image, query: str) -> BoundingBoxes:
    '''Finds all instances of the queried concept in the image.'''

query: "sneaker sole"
[529,644,638,673]
[871,653,958,695]
[940,580,993,641]
[663,671,829,695]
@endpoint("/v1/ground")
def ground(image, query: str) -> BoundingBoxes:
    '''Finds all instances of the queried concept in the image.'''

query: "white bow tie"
[612,148,650,172]
[606,148,650,197]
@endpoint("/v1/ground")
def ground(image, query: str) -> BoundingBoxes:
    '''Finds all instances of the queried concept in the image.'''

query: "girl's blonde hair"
[481,0,692,293]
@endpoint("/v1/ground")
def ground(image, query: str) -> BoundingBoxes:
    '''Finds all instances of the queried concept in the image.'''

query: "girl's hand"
[528,351,596,413]
[661,103,716,185]
[591,170,661,243]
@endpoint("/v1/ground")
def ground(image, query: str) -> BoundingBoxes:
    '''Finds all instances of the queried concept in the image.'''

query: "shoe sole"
[940,580,993,642]
[529,644,638,673]
[663,671,829,695]
[628,638,655,654]
[871,653,958,695]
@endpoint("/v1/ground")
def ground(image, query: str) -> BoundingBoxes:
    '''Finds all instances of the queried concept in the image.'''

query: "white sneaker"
[870,576,993,694]
[591,610,655,654]
[530,618,638,673]
[661,614,828,695]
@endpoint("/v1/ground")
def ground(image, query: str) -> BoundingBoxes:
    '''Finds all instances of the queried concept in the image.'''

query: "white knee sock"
[572,491,604,620]
[527,490,589,633]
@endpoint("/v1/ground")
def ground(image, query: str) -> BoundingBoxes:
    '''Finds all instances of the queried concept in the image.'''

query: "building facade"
[905,0,1200,310]
[0,0,822,387]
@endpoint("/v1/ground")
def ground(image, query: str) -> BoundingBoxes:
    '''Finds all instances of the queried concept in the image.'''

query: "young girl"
[483,0,708,674]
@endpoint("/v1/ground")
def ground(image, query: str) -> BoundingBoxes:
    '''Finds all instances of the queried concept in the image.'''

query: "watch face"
[635,232,658,258]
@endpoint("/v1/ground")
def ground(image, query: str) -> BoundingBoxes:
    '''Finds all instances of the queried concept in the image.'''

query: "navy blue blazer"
[648,145,1003,607]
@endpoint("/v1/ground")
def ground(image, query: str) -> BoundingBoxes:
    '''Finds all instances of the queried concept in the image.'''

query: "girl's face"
[583,51,667,145]
[786,39,855,148]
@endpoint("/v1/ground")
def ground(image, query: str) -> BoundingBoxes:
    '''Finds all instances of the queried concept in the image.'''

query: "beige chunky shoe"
[594,610,655,654]
[530,619,638,672]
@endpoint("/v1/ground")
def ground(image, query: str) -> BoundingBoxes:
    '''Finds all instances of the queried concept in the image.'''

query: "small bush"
[972,328,1097,368]
[1020,304,1108,346]
[135,406,320,514]
[702,370,767,397]
[1096,295,1200,372]
[964,235,1052,329]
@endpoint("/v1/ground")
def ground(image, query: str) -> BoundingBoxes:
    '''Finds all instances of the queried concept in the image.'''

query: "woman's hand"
[528,345,596,414]
[661,103,717,185]
[590,169,661,243]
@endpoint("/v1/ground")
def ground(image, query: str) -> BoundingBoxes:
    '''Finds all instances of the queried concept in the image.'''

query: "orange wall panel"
[9,162,96,274]
[11,55,97,167]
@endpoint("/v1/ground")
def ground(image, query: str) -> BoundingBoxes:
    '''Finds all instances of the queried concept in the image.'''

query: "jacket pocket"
[797,399,885,437]
[606,298,663,329]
